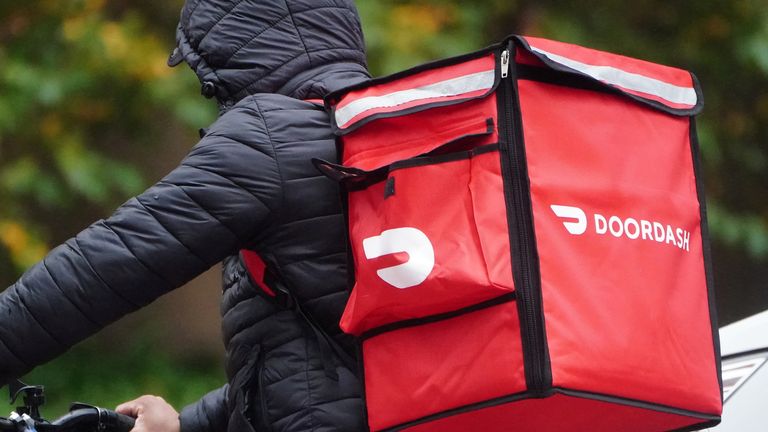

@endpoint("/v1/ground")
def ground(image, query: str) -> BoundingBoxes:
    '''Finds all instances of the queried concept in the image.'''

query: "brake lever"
[9,381,45,421]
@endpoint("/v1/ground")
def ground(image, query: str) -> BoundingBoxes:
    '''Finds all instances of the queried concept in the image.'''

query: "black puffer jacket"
[0,1,369,431]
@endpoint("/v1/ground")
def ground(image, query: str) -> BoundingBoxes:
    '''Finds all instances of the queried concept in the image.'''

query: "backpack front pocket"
[339,142,515,336]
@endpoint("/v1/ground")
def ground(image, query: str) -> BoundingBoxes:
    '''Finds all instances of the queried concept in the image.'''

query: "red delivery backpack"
[314,35,722,431]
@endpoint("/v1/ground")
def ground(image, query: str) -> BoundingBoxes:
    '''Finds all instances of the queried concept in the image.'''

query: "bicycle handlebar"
[46,407,135,432]
[0,407,135,432]
[2,381,136,432]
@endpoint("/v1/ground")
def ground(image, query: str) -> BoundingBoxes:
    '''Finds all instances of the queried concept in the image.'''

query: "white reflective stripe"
[335,69,495,128]
[529,46,697,107]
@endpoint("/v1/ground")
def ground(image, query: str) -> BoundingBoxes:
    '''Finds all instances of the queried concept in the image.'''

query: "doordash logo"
[550,204,691,252]
[363,227,435,289]
[550,205,588,235]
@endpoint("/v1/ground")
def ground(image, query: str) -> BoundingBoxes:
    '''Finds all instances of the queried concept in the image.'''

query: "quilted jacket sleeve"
[179,384,229,432]
[0,106,279,389]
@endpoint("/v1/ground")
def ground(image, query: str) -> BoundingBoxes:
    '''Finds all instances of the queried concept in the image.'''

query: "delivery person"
[0,1,370,431]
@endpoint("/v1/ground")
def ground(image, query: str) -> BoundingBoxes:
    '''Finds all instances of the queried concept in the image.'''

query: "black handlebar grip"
[103,409,136,432]
[54,407,137,432]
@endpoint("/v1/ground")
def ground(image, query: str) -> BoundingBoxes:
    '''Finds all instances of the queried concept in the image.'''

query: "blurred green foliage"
[1,335,224,417]
[0,0,767,416]
[0,0,216,274]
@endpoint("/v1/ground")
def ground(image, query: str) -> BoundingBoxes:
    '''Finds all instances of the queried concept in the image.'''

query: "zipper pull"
[500,49,510,79]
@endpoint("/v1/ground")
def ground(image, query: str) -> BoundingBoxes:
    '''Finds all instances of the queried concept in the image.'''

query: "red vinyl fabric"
[519,79,721,413]
[342,146,514,334]
[521,37,698,111]
[240,249,275,297]
[322,35,721,432]
[400,393,709,432]
[363,302,525,430]
[340,95,499,172]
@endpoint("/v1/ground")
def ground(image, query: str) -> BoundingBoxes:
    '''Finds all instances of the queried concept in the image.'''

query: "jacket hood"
[169,0,369,103]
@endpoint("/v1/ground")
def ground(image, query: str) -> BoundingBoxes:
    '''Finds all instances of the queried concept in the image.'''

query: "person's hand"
[116,395,180,432]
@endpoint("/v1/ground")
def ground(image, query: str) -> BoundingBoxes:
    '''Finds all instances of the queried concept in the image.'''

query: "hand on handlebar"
[116,395,180,432]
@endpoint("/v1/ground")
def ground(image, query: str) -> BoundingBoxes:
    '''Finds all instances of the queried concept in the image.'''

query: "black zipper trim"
[315,145,498,193]
[381,386,721,432]
[389,142,498,171]
[240,344,267,430]
[313,120,496,191]
[361,292,516,341]
[497,42,551,394]
[689,116,723,403]
[517,64,620,95]
[337,170,371,430]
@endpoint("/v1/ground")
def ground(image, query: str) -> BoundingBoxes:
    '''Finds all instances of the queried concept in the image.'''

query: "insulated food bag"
[317,35,722,432]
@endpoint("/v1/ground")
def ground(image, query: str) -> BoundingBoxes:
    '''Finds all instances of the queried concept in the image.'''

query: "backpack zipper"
[498,44,550,395]
[501,49,510,78]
